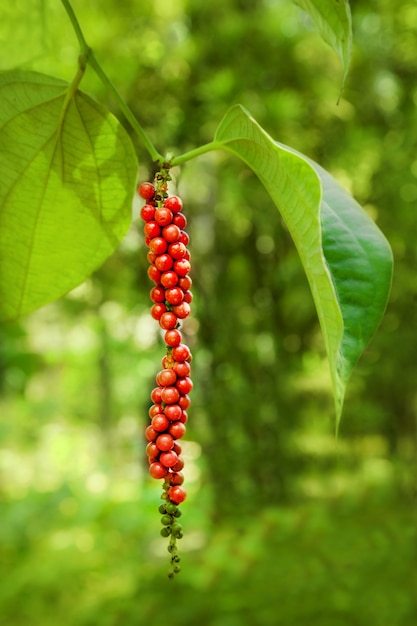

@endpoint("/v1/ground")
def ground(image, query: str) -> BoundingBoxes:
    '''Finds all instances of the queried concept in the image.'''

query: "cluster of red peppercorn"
[138,170,192,576]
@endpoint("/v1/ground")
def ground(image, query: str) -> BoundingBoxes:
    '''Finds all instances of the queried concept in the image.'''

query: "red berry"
[173,361,191,377]
[178,276,192,291]
[173,441,182,455]
[165,287,184,306]
[180,410,188,423]
[150,286,165,303]
[164,196,183,213]
[164,404,183,421]
[169,421,186,439]
[173,213,187,229]
[147,265,161,283]
[172,344,191,362]
[183,290,193,303]
[164,329,182,347]
[176,376,193,395]
[178,231,190,246]
[178,394,191,410]
[149,237,167,255]
[146,442,159,461]
[145,425,158,442]
[172,301,190,319]
[169,471,184,486]
[174,259,191,277]
[147,251,157,264]
[161,271,179,288]
[140,204,155,221]
[155,207,173,226]
[149,403,163,417]
[168,242,187,260]
[159,312,178,330]
[156,368,177,387]
[155,254,174,272]
[151,414,170,432]
[144,221,161,238]
[151,387,163,404]
[151,303,167,321]
[159,450,179,468]
[138,182,155,200]
[156,433,175,451]
[149,462,168,479]
[171,456,184,472]
[162,224,181,243]
[168,485,186,503]
[161,386,180,405]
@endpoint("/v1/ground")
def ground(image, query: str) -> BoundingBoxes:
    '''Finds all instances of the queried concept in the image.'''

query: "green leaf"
[293,0,352,91]
[0,70,138,321]
[214,105,392,427]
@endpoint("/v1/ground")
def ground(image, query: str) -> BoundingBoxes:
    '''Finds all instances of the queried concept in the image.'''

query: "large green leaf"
[293,0,352,90]
[213,105,393,426]
[0,70,138,321]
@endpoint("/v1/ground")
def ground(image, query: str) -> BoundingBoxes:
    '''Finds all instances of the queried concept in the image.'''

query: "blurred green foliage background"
[1,1,416,624]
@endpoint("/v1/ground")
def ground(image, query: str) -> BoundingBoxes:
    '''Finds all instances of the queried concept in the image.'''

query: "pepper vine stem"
[60,0,164,164]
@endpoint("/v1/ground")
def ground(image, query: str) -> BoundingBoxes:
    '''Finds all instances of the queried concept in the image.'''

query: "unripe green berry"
[161,527,171,537]
[171,522,183,536]
[158,504,166,514]
[173,508,182,518]
[165,503,177,515]
[161,514,172,526]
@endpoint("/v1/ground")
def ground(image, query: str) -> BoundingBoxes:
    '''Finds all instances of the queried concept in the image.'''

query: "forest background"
[0,1,416,624]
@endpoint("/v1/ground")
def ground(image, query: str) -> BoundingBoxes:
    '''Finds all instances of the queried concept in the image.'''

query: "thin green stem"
[170,141,221,166]
[60,0,164,163]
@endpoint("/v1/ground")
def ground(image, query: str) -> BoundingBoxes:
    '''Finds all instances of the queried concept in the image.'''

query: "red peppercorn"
[138,182,156,200]
[172,344,191,362]
[168,242,187,260]
[161,386,180,405]
[156,433,175,451]
[150,286,166,303]
[145,425,158,442]
[147,265,161,283]
[172,301,190,319]
[174,259,191,277]
[173,361,191,377]
[149,403,163,417]
[164,329,182,347]
[165,287,184,306]
[169,421,186,440]
[155,207,173,226]
[168,485,186,503]
[161,271,179,288]
[164,195,183,212]
[169,472,184,486]
[156,369,177,387]
[162,224,181,243]
[155,254,174,272]
[178,395,191,410]
[164,404,183,421]
[144,221,161,238]
[176,376,193,395]
[149,462,168,479]
[151,414,170,432]
[149,237,168,255]
[150,303,167,321]
[159,450,179,468]
[173,213,187,229]
[140,204,155,222]
[159,312,178,330]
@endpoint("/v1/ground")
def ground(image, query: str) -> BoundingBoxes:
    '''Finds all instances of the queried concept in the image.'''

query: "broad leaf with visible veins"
[0,70,138,321]
[213,105,392,427]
